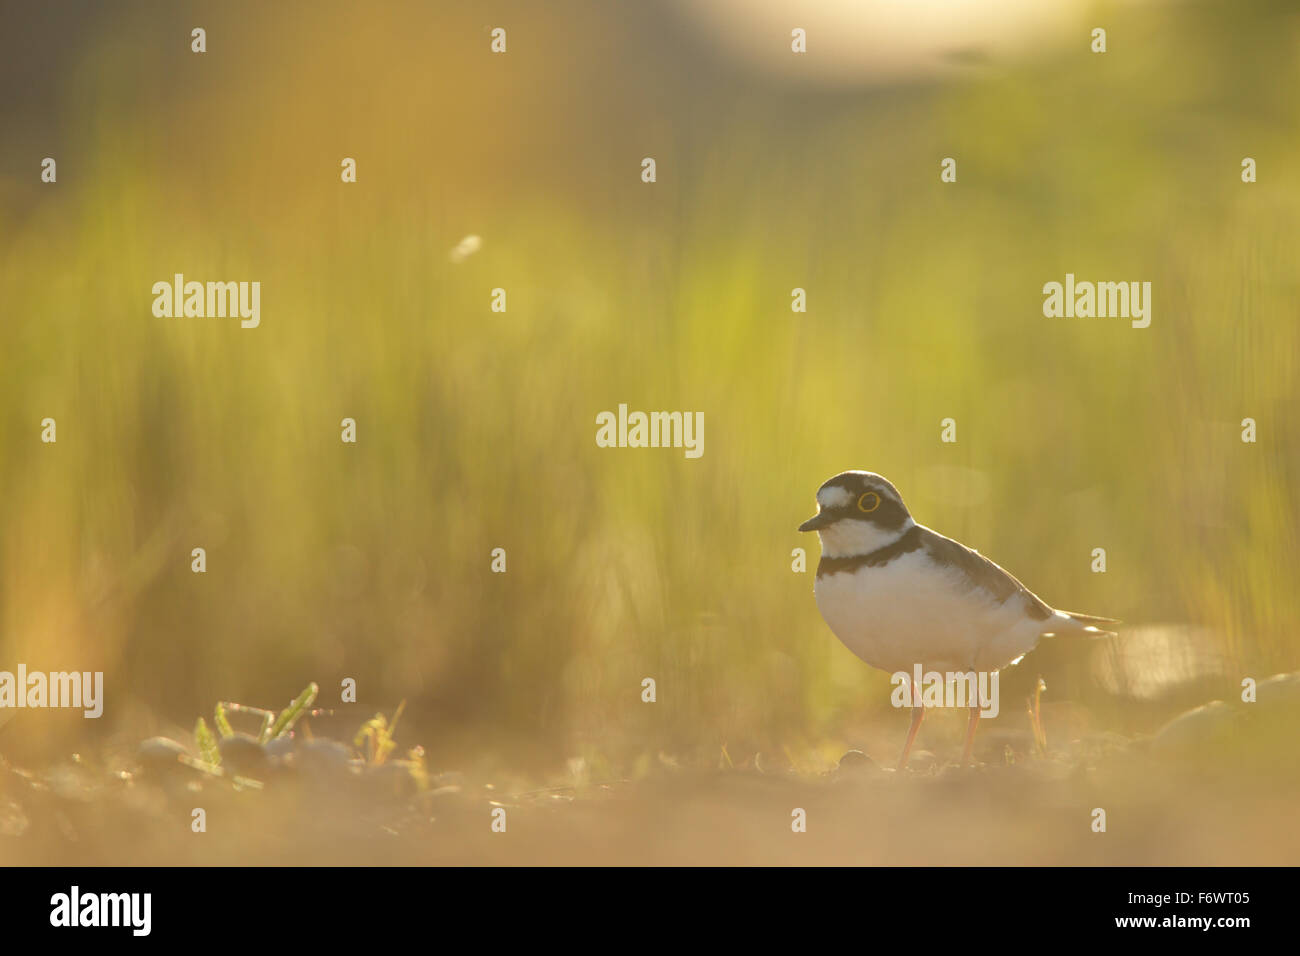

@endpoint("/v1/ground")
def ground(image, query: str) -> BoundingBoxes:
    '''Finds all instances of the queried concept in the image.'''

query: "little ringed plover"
[799,471,1117,769]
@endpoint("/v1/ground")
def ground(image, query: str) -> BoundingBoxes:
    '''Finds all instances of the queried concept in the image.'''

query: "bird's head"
[798,471,914,557]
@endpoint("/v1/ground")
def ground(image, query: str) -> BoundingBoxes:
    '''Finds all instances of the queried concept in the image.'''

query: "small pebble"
[136,737,190,774]
[265,735,297,759]
[836,750,879,776]
[906,749,938,773]
[217,733,270,776]
[295,739,359,779]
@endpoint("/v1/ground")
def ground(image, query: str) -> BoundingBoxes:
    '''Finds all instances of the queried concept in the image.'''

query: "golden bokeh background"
[1,0,1298,863]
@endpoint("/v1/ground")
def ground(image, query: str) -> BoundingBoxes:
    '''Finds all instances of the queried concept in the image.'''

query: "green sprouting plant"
[354,701,406,766]
[215,682,320,744]
[214,702,234,739]
[406,745,428,790]
[194,717,221,768]
[218,701,276,740]
[181,683,425,790]
[265,682,319,743]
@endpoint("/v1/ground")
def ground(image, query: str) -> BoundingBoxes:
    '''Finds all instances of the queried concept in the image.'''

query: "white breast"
[813,551,1046,675]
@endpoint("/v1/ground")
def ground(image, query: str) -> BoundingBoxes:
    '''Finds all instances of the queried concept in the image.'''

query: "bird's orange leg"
[961,705,981,765]
[897,698,925,770]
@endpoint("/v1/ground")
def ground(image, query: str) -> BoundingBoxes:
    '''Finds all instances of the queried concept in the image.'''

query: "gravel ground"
[3,690,1297,866]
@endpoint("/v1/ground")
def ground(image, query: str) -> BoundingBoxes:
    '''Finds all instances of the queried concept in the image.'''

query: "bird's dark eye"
[857,492,881,513]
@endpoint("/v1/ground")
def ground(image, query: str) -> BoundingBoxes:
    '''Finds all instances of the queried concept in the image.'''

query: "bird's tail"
[1050,610,1120,639]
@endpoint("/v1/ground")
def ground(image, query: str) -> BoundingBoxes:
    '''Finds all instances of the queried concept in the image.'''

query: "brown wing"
[917,526,1054,621]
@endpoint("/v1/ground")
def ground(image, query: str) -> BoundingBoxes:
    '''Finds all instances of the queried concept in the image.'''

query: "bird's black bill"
[798,511,834,532]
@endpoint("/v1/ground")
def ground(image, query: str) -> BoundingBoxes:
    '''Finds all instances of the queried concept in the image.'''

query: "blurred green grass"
[1,0,1298,772]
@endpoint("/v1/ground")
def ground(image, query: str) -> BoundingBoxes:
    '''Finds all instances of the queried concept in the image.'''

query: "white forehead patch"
[817,486,853,509]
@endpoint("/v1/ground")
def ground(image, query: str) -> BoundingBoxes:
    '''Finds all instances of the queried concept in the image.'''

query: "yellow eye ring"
[857,492,881,513]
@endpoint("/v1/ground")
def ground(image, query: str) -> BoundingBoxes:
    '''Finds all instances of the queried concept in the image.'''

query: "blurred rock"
[1254,672,1300,710]
[1150,701,1241,758]
[265,735,297,759]
[135,737,190,775]
[835,749,879,777]
[294,739,360,781]
[217,733,270,777]
[906,749,938,773]
[1238,673,1300,747]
